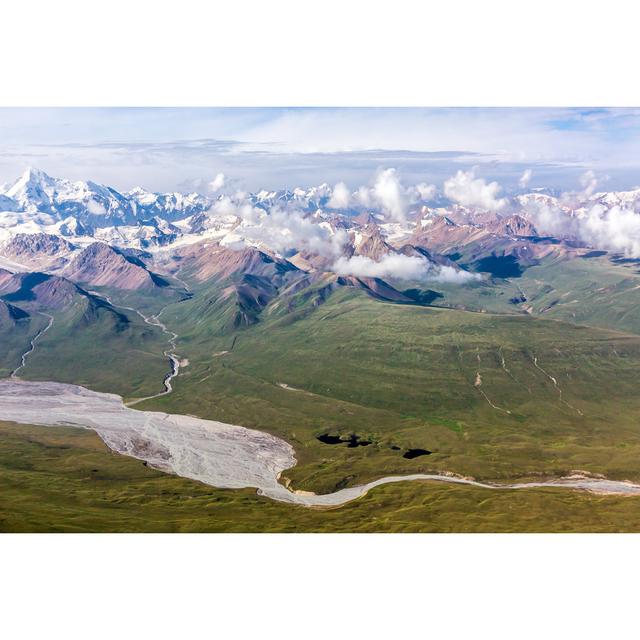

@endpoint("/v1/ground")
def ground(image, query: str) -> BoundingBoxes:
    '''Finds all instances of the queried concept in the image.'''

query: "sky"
[1,107,640,194]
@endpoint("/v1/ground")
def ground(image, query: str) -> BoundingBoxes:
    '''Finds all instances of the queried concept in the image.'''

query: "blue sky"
[1,107,640,193]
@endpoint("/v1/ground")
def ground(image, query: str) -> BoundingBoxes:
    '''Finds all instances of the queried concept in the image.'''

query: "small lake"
[317,433,372,447]
[403,448,432,459]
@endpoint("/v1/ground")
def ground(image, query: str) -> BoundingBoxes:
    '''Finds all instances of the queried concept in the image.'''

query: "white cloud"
[209,195,242,217]
[4,108,640,194]
[236,205,347,257]
[578,204,640,256]
[351,169,409,220]
[86,198,107,215]
[332,253,481,283]
[327,182,350,209]
[203,193,350,257]
[407,182,437,202]
[352,170,436,217]
[373,168,407,221]
[209,172,226,193]
[333,254,428,280]
[518,169,532,189]
[432,264,483,284]
[578,169,598,199]
[524,197,640,258]
[239,108,640,169]
[523,200,576,238]
[443,169,508,211]
[355,185,373,207]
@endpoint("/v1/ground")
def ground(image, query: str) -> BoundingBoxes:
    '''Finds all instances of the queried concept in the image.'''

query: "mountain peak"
[64,241,159,290]
[8,167,55,193]
[22,167,51,181]
[3,167,59,208]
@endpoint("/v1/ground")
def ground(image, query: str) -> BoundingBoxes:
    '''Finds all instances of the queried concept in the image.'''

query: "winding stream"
[2,379,640,506]
[87,292,181,405]
[10,313,54,378]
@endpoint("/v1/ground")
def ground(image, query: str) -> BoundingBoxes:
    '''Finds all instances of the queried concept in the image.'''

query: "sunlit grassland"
[14,302,169,397]
[145,290,640,494]
[430,253,640,335]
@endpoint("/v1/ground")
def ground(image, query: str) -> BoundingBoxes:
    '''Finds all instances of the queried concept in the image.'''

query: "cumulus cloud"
[407,182,437,203]
[524,196,640,258]
[203,192,350,257]
[355,185,373,208]
[327,182,351,209]
[86,198,107,215]
[333,253,428,280]
[349,169,436,219]
[443,169,508,211]
[523,200,576,238]
[578,170,598,199]
[372,168,407,222]
[578,205,640,256]
[332,253,481,283]
[209,172,226,193]
[518,169,533,189]
[233,205,347,257]
[209,195,246,217]
[432,264,483,284]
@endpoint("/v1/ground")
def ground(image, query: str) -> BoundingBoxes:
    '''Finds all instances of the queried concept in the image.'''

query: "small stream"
[87,291,181,405]
[10,313,54,378]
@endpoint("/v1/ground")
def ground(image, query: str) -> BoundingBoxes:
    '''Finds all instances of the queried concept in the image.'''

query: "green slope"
[0,312,49,378]
[19,300,169,397]
[401,251,640,336]
[140,287,640,494]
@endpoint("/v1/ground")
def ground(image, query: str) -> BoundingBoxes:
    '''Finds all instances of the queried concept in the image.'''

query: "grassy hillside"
[409,252,640,336]
[0,312,49,378]
[21,305,169,397]
[143,288,640,494]
[2,420,640,533]
[509,254,640,334]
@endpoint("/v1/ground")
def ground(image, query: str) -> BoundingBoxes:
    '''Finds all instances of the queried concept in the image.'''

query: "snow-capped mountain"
[126,186,211,222]
[3,167,640,275]
[250,184,332,211]
[0,168,212,231]
[2,168,136,226]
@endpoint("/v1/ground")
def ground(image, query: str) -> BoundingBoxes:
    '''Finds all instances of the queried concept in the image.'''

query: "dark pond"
[402,448,432,459]
[317,433,372,447]
[581,250,608,258]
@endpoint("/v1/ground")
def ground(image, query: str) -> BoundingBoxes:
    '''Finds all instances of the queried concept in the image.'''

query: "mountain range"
[2,167,638,281]
[2,166,640,346]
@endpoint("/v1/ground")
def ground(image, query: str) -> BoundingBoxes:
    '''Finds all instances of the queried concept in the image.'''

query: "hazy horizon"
[1,107,640,194]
